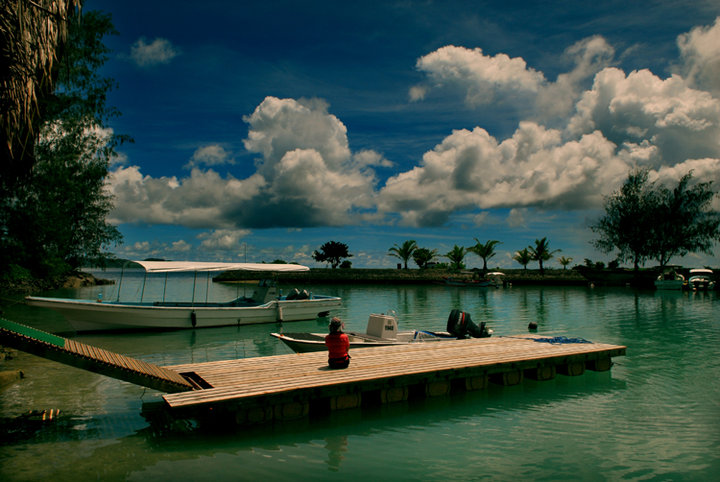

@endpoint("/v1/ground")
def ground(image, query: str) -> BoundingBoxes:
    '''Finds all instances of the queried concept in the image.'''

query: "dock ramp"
[0,318,194,393]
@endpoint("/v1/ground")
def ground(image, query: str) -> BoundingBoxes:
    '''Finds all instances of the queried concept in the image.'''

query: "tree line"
[312,237,566,274]
[313,170,720,273]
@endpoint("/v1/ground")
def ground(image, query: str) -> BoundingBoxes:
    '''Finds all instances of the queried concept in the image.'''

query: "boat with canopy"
[26,261,341,332]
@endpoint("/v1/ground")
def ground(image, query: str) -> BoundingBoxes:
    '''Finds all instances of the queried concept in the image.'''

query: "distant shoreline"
[214,267,590,286]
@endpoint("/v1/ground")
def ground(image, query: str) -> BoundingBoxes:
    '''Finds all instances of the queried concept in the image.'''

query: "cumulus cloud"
[411,45,546,106]
[386,24,720,227]
[567,68,720,165]
[186,145,234,169]
[108,97,382,229]
[412,37,614,121]
[198,229,251,251]
[376,123,627,226]
[109,19,720,235]
[677,17,720,96]
[130,37,179,67]
[106,166,265,228]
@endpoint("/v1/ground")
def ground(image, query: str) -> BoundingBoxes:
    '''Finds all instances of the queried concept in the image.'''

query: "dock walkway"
[1,317,625,426]
[163,335,626,424]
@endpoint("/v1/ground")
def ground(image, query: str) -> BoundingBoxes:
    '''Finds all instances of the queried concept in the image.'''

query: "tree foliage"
[649,172,720,266]
[528,237,560,275]
[1,0,81,184]
[413,247,437,269]
[312,241,352,269]
[1,10,125,279]
[444,245,466,270]
[592,169,720,268]
[513,248,532,270]
[467,238,501,274]
[558,256,573,270]
[388,240,417,269]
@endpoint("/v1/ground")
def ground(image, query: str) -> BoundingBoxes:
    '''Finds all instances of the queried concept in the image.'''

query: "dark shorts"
[328,356,349,369]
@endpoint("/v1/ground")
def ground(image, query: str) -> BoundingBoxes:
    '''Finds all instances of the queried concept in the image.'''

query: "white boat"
[686,268,715,291]
[654,270,686,290]
[26,261,342,332]
[271,309,492,353]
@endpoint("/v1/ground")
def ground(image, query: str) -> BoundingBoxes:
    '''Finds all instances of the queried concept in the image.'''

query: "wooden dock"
[1,317,625,427]
[162,335,626,425]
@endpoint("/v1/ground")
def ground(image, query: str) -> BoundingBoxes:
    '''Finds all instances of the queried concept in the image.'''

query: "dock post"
[586,357,612,372]
[557,361,585,376]
[490,369,523,386]
[330,393,361,410]
[425,379,451,397]
[525,364,556,381]
[380,386,409,403]
[274,400,309,420]
[464,375,489,391]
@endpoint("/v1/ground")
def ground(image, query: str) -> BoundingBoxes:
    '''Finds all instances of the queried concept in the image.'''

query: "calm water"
[1,272,719,481]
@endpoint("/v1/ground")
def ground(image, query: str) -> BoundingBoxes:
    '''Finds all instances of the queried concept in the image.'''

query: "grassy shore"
[214,267,589,286]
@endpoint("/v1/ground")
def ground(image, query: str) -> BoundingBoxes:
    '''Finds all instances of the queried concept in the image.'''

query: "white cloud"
[567,67,720,165]
[169,240,192,253]
[677,17,720,96]
[109,19,720,237]
[186,145,234,168]
[106,166,265,228]
[198,229,251,251]
[412,45,546,106]
[243,97,351,171]
[376,123,628,226]
[130,37,179,67]
[413,37,614,122]
[108,97,380,229]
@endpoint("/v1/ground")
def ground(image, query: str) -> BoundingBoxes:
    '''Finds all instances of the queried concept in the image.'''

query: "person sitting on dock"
[325,317,350,369]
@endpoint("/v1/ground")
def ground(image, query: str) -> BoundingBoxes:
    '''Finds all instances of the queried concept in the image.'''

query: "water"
[1,274,719,480]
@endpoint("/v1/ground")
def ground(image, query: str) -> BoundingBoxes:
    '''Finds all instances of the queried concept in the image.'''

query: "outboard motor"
[447,309,491,338]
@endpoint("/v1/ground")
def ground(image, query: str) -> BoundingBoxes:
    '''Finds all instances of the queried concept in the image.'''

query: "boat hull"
[271,331,458,353]
[654,279,685,290]
[26,296,342,332]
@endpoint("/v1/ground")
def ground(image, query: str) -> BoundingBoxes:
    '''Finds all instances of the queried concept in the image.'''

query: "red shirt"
[325,332,349,360]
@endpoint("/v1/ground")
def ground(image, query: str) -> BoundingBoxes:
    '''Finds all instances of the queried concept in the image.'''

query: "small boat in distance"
[686,268,715,291]
[654,269,686,290]
[26,261,342,332]
[271,309,492,353]
[443,271,505,288]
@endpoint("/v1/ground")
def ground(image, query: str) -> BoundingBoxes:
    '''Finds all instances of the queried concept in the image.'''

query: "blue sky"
[93,0,720,268]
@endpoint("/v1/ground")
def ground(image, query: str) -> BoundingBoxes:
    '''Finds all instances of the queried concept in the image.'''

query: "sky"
[91,0,720,269]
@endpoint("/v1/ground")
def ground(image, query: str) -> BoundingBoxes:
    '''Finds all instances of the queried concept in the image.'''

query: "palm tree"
[467,238,501,274]
[528,237,561,275]
[444,245,467,270]
[558,256,573,270]
[388,240,418,269]
[413,247,438,269]
[513,248,532,271]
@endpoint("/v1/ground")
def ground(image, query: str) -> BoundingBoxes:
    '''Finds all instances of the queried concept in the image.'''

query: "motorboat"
[686,268,715,291]
[271,309,492,353]
[654,269,686,290]
[26,261,342,332]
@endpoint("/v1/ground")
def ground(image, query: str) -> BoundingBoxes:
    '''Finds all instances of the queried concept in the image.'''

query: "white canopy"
[133,261,310,273]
